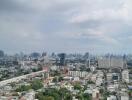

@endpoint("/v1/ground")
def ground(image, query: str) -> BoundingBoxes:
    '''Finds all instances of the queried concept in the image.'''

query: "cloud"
[0,0,132,54]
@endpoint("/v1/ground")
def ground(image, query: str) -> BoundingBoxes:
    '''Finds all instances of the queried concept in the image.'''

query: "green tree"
[35,92,45,100]
[52,77,58,82]
[100,89,104,94]
[43,96,54,100]
[87,81,95,84]
[36,88,72,100]
[83,93,92,100]
[76,94,83,100]
[54,70,60,76]
[16,85,31,92]
[32,68,37,72]
[64,93,72,100]
[59,88,70,100]
[43,88,61,100]
[83,85,87,91]
[58,76,63,82]
[31,79,43,90]
[51,93,60,100]
[74,83,82,90]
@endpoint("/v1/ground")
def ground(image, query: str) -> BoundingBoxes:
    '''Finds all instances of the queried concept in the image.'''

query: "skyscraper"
[58,53,66,66]
[0,50,4,57]
[98,55,124,69]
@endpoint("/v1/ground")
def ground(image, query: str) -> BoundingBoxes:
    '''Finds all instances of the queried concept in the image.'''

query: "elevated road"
[0,70,46,87]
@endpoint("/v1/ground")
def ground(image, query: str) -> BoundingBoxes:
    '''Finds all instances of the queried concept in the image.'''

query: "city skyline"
[0,0,132,54]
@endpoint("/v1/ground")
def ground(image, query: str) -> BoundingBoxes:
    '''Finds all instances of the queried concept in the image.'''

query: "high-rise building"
[83,52,89,59]
[58,53,66,66]
[0,50,4,57]
[42,52,47,57]
[110,57,124,69]
[122,70,129,83]
[98,56,124,69]
[112,73,120,81]
[30,52,40,58]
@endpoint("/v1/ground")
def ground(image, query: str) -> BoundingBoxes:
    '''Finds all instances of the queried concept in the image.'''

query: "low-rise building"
[68,71,88,78]
[107,95,117,100]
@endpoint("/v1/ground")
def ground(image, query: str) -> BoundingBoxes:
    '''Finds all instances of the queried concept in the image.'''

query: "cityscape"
[0,51,131,100]
[1,0,132,100]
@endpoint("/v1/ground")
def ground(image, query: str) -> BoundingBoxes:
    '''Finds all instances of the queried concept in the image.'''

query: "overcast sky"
[0,0,132,54]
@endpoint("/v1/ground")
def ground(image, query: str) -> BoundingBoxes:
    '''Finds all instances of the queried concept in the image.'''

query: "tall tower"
[58,53,66,66]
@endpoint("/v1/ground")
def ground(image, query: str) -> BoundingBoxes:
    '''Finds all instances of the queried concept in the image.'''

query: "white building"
[74,77,80,81]
[98,57,110,69]
[122,70,129,83]
[21,91,35,100]
[96,78,103,86]
[90,66,96,72]
[121,95,129,100]
[107,73,113,82]
[97,70,104,78]
[91,74,97,83]
[92,88,100,99]
[110,57,124,69]
[68,71,88,78]
[107,95,117,100]
[98,56,124,69]
[107,83,119,92]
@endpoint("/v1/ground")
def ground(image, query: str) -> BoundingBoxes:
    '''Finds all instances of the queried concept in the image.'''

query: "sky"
[0,0,132,54]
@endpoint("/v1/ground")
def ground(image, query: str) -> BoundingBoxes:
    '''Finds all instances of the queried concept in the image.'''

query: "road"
[0,70,46,87]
